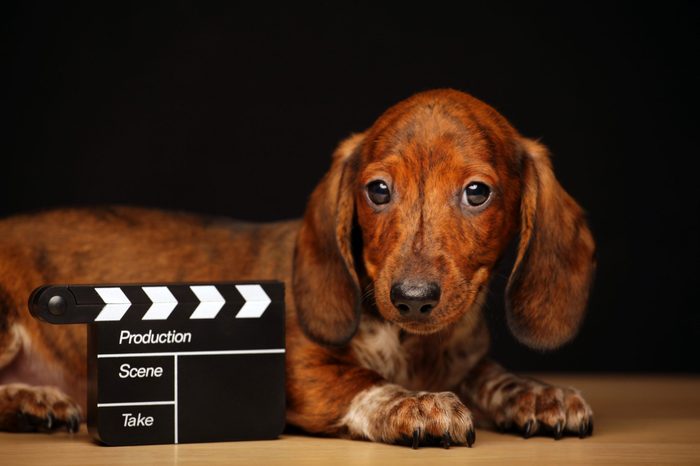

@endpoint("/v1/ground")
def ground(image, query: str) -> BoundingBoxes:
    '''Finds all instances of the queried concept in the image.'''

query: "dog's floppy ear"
[293,133,365,347]
[506,138,596,350]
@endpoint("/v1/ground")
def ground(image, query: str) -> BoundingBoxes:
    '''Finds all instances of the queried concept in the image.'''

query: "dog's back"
[0,206,299,418]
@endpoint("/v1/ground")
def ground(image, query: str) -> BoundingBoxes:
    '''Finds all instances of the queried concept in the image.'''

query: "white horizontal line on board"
[97,401,175,407]
[97,348,286,358]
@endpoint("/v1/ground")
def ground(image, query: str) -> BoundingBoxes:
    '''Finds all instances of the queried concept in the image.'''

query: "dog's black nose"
[390,281,441,317]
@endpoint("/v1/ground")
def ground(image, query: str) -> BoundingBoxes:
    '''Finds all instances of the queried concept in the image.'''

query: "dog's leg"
[287,343,475,448]
[0,279,83,433]
[458,358,593,438]
[0,326,81,433]
[0,324,83,433]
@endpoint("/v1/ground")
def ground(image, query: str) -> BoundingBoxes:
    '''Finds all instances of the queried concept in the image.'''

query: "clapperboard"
[29,281,285,446]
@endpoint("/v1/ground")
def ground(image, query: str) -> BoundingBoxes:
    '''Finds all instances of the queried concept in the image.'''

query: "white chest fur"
[350,311,489,392]
[350,319,410,386]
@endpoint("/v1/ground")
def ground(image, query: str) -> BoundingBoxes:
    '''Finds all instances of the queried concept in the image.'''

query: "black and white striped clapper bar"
[29,281,285,446]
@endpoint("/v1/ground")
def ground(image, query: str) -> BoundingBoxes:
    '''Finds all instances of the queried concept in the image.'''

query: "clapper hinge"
[29,285,102,324]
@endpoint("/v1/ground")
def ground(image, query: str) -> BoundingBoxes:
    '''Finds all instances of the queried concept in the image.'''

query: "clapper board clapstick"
[29,282,286,446]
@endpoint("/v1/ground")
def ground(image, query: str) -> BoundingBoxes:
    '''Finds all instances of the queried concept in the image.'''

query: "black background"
[4,2,698,372]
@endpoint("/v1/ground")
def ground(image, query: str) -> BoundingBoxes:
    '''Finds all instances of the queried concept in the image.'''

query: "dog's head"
[293,89,595,350]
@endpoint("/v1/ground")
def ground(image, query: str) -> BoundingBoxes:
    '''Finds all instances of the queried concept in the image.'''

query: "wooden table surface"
[2,375,699,465]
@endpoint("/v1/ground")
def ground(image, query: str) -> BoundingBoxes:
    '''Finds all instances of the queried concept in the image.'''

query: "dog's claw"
[440,432,450,449]
[466,427,475,447]
[523,420,535,438]
[553,422,564,440]
[411,429,420,449]
[67,415,79,433]
[46,412,54,430]
[579,421,589,438]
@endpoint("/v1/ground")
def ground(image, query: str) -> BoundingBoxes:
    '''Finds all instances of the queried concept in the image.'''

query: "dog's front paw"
[341,384,475,448]
[0,383,82,433]
[487,378,593,439]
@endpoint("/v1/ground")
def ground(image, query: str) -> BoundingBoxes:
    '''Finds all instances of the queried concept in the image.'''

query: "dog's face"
[354,99,522,334]
[294,89,595,349]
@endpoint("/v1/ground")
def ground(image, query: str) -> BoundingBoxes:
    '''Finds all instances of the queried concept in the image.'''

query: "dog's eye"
[463,182,491,207]
[367,180,391,205]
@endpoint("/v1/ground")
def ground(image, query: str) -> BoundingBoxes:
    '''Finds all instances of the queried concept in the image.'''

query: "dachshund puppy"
[0,89,595,446]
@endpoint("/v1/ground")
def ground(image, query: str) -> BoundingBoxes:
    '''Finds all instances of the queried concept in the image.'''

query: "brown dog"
[0,89,595,446]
